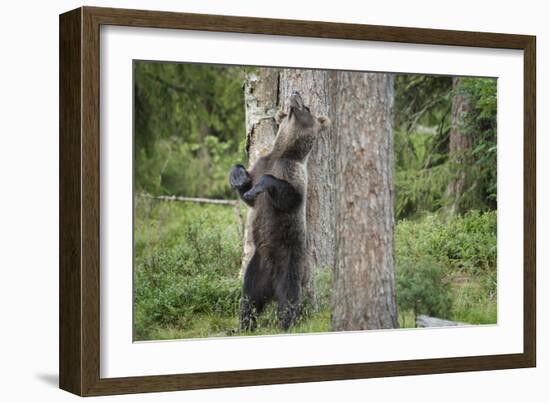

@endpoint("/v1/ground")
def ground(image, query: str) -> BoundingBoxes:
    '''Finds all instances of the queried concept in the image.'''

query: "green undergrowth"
[134,199,497,341]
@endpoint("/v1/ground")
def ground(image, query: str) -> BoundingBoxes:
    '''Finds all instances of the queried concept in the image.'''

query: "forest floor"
[134,198,497,341]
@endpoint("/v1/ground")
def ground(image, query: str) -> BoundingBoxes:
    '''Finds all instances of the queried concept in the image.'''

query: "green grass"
[142,309,332,341]
[134,197,497,341]
[447,270,497,324]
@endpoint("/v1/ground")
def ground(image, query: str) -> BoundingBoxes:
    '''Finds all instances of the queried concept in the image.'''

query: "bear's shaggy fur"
[229,92,330,330]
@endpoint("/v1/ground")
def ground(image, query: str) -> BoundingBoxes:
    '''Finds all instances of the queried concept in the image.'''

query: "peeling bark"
[241,70,280,277]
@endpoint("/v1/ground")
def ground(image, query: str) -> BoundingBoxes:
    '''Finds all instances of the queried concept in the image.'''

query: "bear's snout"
[290,91,304,110]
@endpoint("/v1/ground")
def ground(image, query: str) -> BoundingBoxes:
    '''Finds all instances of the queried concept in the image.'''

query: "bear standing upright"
[229,91,330,331]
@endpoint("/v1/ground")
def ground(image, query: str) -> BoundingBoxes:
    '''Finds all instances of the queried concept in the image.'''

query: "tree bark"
[331,72,398,331]
[278,69,337,298]
[240,69,280,277]
[447,77,473,214]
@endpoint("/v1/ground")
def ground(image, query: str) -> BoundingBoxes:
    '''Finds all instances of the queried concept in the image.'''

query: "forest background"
[133,62,497,340]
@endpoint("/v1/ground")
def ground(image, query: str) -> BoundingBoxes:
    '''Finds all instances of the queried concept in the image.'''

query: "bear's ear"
[317,115,331,129]
[275,109,287,124]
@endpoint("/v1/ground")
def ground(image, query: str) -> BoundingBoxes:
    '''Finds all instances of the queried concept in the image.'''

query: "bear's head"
[272,91,331,161]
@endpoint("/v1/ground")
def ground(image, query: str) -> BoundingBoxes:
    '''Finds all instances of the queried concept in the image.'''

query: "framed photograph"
[59,6,536,396]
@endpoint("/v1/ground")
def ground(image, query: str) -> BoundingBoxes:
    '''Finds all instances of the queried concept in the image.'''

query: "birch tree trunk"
[240,69,280,276]
[331,72,398,331]
[278,69,337,298]
[446,77,473,214]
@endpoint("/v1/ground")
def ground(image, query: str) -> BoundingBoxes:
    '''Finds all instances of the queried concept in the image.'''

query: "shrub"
[396,210,496,274]
[134,200,243,339]
[395,211,497,325]
[396,256,453,321]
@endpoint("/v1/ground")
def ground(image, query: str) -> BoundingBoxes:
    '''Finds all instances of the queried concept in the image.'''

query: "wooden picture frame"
[59,6,536,396]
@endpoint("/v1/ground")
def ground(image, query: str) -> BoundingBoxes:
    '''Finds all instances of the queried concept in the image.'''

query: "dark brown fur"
[229,92,330,330]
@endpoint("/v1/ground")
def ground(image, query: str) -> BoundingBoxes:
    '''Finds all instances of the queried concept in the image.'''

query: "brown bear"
[229,91,330,331]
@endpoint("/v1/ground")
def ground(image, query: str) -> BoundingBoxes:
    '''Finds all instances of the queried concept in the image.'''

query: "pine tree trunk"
[240,69,280,276]
[331,72,398,331]
[447,77,473,214]
[278,69,337,297]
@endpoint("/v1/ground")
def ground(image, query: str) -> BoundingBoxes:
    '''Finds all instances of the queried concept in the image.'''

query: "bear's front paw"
[242,189,256,203]
[229,164,251,189]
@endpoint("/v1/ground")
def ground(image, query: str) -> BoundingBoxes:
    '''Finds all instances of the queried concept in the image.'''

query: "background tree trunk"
[240,69,280,276]
[278,69,337,299]
[331,72,398,331]
[446,77,473,214]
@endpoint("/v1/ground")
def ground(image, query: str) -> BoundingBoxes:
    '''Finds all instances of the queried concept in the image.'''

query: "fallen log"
[142,193,246,241]
[416,315,469,328]
[147,194,239,206]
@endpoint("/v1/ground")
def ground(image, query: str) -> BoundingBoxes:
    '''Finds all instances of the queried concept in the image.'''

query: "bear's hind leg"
[240,252,271,331]
[275,260,302,331]
[239,295,266,332]
[239,296,257,331]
